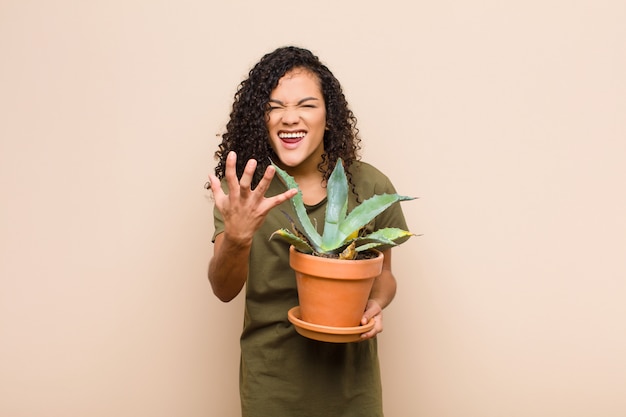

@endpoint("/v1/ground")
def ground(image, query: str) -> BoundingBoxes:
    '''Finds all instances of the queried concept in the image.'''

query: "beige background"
[1,1,625,416]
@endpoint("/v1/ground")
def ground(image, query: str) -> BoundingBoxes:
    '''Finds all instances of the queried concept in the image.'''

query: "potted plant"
[270,158,414,335]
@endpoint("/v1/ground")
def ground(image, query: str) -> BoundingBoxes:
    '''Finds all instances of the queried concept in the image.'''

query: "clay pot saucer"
[287,306,375,343]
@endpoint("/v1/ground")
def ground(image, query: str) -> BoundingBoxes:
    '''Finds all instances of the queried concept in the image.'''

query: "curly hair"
[214,46,361,191]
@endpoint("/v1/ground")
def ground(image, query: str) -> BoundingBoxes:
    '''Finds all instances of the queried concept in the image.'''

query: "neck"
[289,170,326,206]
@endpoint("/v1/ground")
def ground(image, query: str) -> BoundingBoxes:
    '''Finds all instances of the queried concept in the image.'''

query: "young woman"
[206,46,408,417]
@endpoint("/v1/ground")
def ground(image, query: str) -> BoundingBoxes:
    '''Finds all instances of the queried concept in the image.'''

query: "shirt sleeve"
[212,205,224,243]
[211,178,229,243]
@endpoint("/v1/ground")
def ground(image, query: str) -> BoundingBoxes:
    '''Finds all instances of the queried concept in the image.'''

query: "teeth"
[279,132,306,139]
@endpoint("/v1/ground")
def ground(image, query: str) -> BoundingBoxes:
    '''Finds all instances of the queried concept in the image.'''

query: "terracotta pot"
[289,246,384,327]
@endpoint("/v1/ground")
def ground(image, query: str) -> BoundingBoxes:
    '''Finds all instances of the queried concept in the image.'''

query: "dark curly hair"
[214,46,361,191]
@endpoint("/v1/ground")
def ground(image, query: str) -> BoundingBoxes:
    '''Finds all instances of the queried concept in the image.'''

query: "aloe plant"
[270,159,414,260]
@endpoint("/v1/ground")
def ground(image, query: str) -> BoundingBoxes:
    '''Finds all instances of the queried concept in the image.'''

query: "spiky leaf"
[272,163,322,252]
[333,194,414,248]
[322,159,349,249]
[270,229,315,254]
[353,228,414,252]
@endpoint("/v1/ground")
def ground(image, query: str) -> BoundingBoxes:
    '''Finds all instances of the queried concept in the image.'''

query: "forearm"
[369,249,397,309]
[369,269,397,310]
[360,249,397,336]
[208,233,251,302]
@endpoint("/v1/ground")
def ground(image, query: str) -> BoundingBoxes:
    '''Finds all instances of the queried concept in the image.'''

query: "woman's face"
[266,68,327,172]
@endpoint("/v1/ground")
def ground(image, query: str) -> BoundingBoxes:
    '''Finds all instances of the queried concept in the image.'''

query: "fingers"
[273,188,299,205]
[360,314,383,340]
[239,158,258,192]
[224,151,258,195]
[206,173,224,199]
[253,164,276,195]
[253,164,298,208]
[360,300,383,340]
[212,151,297,217]
[361,300,382,324]
[223,151,240,193]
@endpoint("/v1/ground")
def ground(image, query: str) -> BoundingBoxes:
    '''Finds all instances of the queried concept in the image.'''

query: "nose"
[281,106,300,124]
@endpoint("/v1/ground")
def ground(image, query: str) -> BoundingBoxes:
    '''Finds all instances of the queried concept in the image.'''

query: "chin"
[274,153,303,168]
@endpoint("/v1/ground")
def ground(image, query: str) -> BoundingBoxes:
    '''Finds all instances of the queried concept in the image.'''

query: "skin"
[266,69,327,204]
[207,69,397,339]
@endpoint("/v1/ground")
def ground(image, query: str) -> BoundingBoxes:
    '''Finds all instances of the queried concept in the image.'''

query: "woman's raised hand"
[206,151,297,244]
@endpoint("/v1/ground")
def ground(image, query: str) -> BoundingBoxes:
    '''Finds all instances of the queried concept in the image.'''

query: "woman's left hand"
[360,299,384,340]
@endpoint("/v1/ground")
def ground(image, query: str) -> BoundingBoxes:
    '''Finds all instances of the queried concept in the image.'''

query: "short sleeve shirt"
[212,161,408,417]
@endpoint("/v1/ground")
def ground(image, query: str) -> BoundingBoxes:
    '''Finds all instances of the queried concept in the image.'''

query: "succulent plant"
[270,158,414,260]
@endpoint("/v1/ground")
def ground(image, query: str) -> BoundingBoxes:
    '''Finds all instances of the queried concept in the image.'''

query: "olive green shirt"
[212,161,409,417]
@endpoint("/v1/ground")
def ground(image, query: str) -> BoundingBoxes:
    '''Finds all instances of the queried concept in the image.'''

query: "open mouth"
[278,131,306,143]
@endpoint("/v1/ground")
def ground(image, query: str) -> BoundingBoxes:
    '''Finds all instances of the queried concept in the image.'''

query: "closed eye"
[266,104,284,112]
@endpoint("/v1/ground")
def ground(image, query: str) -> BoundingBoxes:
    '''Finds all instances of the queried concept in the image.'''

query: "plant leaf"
[353,228,413,252]
[338,241,357,260]
[337,194,414,245]
[269,229,315,254]
[272,163,323,252]
[322,158,349,250]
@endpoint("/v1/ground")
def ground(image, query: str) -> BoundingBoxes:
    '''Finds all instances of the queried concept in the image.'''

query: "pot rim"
[289,245,384,279]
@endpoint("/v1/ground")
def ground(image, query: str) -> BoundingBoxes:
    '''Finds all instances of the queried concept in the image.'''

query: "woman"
[206,46,408,417]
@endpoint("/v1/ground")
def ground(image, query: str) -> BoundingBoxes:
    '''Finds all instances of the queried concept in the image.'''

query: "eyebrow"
[268,97,320,106]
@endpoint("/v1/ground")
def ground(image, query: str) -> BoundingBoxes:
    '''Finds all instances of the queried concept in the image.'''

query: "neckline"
[304,197,327,212]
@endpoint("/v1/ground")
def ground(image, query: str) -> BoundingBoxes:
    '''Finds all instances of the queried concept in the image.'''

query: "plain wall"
[1,1,624,416]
